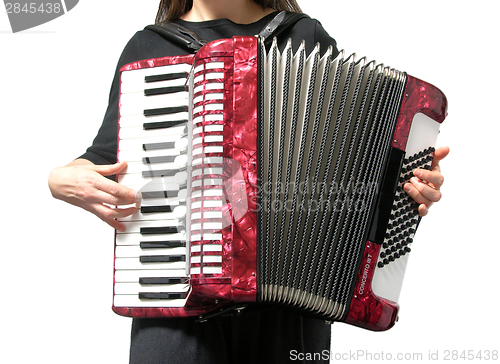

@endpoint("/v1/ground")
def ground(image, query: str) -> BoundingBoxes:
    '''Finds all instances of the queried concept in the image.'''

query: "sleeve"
[313,20,339,58]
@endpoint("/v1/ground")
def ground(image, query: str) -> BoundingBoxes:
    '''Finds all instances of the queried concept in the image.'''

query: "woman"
[48,1,449,362]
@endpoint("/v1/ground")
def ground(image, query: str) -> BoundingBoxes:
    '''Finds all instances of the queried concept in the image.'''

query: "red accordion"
[113,36,447,331]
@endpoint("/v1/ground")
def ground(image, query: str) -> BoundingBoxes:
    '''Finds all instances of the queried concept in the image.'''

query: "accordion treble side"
[113,36,447,331]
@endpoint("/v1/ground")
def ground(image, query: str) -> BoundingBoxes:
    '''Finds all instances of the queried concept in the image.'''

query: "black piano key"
[143,155,176,164]
[140,226,180,235]
[139,292,188,300]
[143,141,175,151]
[139,277,188,285]
[144,105,188,117]
[140,255,186,263]
[144,85,188,96]
[141,191,178,199]
[143,119,187,130]
[140,205,173,214]
[142,169,179,178]
[145,72,188,83]
[140,241,185,249]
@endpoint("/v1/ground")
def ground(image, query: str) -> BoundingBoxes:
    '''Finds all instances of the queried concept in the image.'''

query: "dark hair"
[155,0,302,25]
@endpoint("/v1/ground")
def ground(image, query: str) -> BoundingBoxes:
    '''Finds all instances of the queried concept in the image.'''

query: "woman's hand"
[404,146,450,217]
[48,159,140,231]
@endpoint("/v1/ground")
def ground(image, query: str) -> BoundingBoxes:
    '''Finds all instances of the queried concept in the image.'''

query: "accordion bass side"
[113,36,447,331]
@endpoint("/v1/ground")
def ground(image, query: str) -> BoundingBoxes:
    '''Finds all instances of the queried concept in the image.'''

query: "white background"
[0,1,498,363]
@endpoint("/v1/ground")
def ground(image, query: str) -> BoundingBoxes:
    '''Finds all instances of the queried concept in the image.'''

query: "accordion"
[113,36,447,331]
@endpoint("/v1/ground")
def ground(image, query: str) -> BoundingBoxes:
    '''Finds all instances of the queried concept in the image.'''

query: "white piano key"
[126,155,188,174]
[114,282,190,294]
[114,257,186,270]
[118,219,184,234]
[119,125,185,140]
[119,148,180,163]
[121,63,192,83]
[121,77,187,94]
[115,269,188,282]
[140,197,182,208]
[120,91,188,108]
[118,140,187,162]
[120,96,189,117]
[132,182,185,193]
[118,171,188,188]
[118,135,186,151]
[118,205,187,222]
[115,232,186,246]
[114,294,188,308]
[115,245,187,258]
[119,112,189,128]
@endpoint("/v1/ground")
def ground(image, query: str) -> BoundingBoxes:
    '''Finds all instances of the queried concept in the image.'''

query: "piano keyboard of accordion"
[113,36,447,331]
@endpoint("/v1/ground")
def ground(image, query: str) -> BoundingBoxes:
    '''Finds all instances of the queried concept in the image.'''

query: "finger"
[413,168,444,189]
[93,175,140,203]
[407,176,442,203]
[91,161,129,177]
[430,146,450,170]
[403,181,433,208]
[89,189,141,206]
[418,204,429,217]
[92,204,137,232]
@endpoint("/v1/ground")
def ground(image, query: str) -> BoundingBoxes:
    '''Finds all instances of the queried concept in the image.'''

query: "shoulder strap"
[145,22,207,52]
[144,11,309,53]
[257,11,310,45]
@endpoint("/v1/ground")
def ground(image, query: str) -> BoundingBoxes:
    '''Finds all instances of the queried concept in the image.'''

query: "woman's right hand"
[48,159,140,231]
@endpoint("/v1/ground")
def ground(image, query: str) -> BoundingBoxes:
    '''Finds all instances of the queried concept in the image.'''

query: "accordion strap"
[257,11,309,45]
[145,11,310,53]
[145,22,207,51]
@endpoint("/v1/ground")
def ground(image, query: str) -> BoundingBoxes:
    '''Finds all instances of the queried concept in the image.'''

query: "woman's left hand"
[403,146,450,217]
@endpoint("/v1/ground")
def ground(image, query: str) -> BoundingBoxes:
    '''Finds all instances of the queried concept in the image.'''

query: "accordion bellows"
[113,36,447,331]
